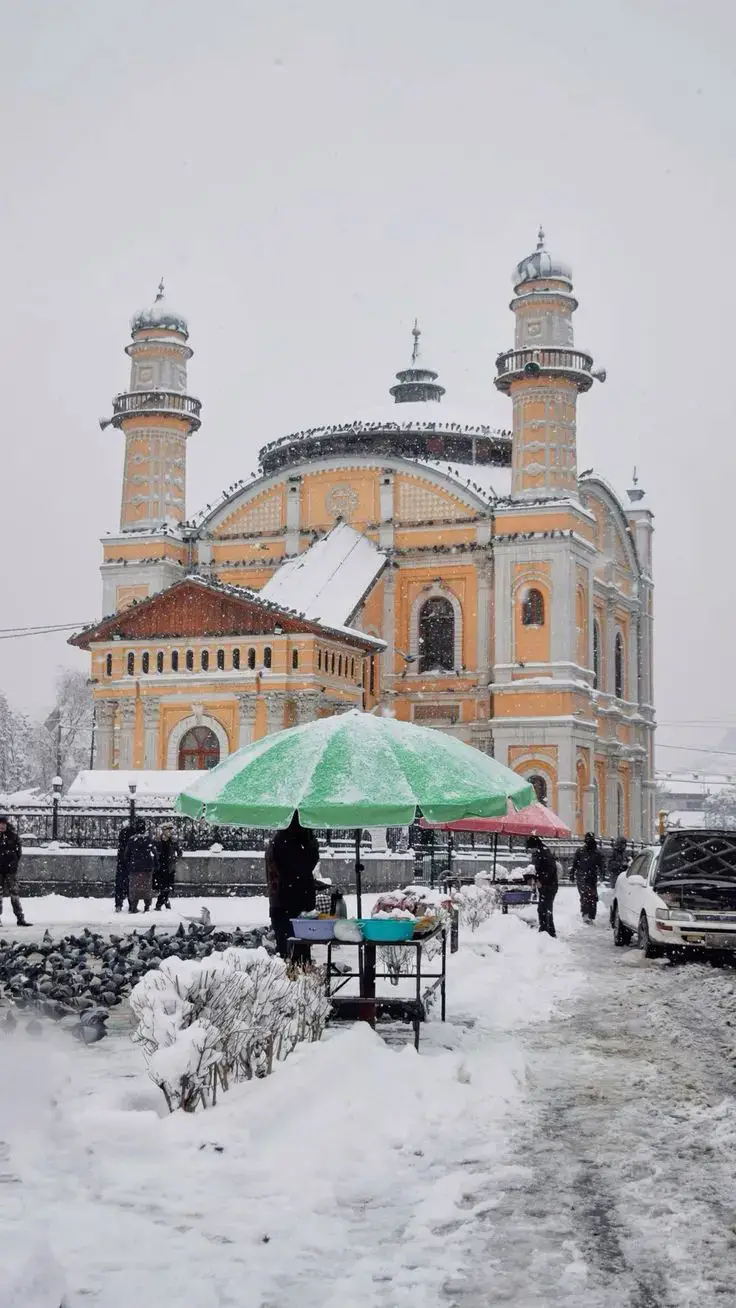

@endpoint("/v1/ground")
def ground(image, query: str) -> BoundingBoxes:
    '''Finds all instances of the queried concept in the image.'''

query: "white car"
[610,829,736,958]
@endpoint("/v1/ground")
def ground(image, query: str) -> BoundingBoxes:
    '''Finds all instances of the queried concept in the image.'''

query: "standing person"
[526,835,558,937]
[0,816,28,927]
[123,819,157,913]
[572,832,604,923]
[607,836,629,888]
[265,812,319,959]
[115,818,133,913]
[154,823,182,910]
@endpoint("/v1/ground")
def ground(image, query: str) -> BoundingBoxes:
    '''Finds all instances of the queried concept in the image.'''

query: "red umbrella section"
[420,801,571,838]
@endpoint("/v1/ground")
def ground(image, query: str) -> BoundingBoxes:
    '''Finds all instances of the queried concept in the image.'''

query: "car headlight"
[655,908,695,923]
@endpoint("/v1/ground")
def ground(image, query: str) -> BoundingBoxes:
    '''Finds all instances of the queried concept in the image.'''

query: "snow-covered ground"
[2,889,735,1306]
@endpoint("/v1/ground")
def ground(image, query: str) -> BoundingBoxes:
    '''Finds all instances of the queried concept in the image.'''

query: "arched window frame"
[185,649,194,672]
[614,630,625,700]
[141,651,150,674]
[247,648,256,670]
[232,648,240,670]
[105,653,112,678]
[521,588,545,627]
[317,649,322,671]
[528,773,548,805]
[156,650,164,674]
[292,648,299,670]
[409,584,462,672]
[216,649,225,671]
[171,650,179,672]
[201,649,209,672]
[127,651,135,676]
[263,646,272,670]
[167,713,230,769]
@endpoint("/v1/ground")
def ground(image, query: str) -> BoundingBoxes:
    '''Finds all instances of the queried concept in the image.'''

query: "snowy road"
[448,916,736,1308]
[2,893,736,1306]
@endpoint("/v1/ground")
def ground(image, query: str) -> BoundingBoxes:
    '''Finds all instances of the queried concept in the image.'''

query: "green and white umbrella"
[176,710,534,914]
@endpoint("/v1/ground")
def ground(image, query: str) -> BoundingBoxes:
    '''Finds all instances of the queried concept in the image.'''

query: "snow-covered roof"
[415,459,513,503]
[69,771,203,799]
[260,523,386,626]
[656,773,735,798]
[131,292,188,338]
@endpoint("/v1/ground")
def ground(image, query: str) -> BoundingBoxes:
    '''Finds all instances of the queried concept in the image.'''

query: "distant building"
[72,233,655,838]
[656,771,736,829]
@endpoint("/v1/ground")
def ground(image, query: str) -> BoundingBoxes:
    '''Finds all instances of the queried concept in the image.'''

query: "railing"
[111,390,202,429]
[495,347,594,390]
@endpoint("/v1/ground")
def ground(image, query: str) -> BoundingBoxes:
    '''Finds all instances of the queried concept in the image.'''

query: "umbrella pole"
[355,829,363,919]
[493,831,498,882]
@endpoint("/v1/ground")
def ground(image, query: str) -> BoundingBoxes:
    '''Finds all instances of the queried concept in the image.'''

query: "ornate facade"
[73,234,656,837]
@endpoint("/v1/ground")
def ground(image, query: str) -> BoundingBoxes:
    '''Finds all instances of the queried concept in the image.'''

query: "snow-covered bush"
[453,880,495,931]
[131,947,331,1113]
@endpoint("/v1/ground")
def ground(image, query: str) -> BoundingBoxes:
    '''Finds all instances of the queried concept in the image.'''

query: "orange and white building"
[72,233,655,838]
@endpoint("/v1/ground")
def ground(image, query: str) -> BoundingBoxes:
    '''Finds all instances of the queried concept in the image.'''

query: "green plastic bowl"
[358,918,415,943]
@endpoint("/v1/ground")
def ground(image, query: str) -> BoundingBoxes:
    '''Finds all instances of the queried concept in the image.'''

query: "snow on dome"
[131,281,188,337]
[290,397,503,438]
[513,227,572,290]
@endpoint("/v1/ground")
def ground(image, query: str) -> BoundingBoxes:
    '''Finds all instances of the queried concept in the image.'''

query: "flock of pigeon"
[0,916,271,1045]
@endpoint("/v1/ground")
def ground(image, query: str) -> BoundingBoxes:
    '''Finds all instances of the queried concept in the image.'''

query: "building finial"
[536,224,545,251]
[156,277,165,302]
[632,465,639,487]
[411,318,421,365]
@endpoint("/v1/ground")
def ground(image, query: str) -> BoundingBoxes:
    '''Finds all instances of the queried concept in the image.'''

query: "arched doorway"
[178,726,220,770]
[418,596,455,672]
[528,774,548,805]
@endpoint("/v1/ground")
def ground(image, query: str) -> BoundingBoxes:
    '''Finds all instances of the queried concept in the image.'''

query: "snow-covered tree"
[703,785,736,831]
[0,693,35,795]
[30,670,94,792]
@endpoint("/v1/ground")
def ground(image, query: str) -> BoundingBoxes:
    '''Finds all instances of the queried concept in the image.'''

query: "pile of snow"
[260,522,386,627]
[68,770,202,800]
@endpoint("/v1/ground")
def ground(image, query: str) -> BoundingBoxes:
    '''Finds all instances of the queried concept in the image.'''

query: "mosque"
[72,231,656,839]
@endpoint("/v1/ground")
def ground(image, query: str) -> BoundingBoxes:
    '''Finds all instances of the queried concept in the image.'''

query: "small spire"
[536,225,545,251]
[632,465,639,487]
[411,318,421,365]
[155,278,165,302]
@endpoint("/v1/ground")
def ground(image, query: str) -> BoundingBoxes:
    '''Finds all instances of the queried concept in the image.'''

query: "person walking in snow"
[526,834,558,937]
[114,818,134,913]
[123,818,157,913]
[154,823,182,910]
[572,832,604,922]
[0,816,28,927]
[607,836,629,887]
[265,812,319,959]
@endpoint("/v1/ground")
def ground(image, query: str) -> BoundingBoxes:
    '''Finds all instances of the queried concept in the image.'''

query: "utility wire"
[0,623,88,640]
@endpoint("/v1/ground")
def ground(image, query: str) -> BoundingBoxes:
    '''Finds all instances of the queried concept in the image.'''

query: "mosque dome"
[131,280,189,337]
[513,227,573,291]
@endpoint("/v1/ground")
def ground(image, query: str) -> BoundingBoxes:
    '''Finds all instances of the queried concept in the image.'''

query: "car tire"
[638,912,663,960]
[613,905,633,947]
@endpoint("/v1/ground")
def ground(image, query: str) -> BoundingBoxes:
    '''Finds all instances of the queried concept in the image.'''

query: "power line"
[0,623,89,640]
[657,742,736,758]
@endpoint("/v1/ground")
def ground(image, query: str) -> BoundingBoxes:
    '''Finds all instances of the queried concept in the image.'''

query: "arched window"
[186,649,194,672]
[264,646,272,669]
[331,652,336,673]
[127,652,135,676]
[615,632,625,699]
[217,649,225,671]
[156,651,164,674]
[338,655,343,676]
[616,782,625,834]
[105,653,112,678]
[171,650,179,672]
[351,657,355,679]
[317,649,322,670]
[418,596,455,672]
[529,774,548,805]
[592,620,601,690]
[178,726,220,771]
[247,648,256,670]
[292,648,299,670]
[232,648,240,670]
[521,588,545,626]
[141,651,150,674]
[201,649,209,672]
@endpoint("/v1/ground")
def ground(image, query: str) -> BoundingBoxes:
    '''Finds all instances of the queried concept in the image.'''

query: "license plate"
[706,933,736,949]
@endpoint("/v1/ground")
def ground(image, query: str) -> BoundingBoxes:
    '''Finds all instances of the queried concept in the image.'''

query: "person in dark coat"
[265,812,319,959]
[123,819,157,913]
[115,820,134,913]
[0,815,28,926]
[572,832,604,922]
[526,835,558,937]
[607,836,629,887]
[154,823,182,910]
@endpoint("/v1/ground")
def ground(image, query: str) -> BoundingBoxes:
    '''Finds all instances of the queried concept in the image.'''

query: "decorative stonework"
[325,484,359,521]
[396,478,463,523]
[166,713,230,768]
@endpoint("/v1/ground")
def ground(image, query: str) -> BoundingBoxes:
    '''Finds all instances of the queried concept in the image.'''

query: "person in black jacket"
[115,820,133,913]
[154,823,182,910]
[572,832,605,922]
[607,836,629,888]
[526,835,558,937]
[123,819,157,913]
[265,812,319,958]
[0,815,28,926]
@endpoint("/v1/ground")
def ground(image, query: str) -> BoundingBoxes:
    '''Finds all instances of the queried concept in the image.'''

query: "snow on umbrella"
[175,709,534,913]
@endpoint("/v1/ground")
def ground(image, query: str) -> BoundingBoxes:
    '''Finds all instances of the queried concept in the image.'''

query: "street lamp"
[128,781,137,825]
[51,775,63,842]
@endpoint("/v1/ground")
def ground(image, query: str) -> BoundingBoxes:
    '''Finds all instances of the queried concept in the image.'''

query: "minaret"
[494,228,605,498]
[389,320,446,404]
[102,282,201,531]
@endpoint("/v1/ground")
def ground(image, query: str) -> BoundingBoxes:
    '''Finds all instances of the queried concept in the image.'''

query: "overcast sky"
[1,0,733,767]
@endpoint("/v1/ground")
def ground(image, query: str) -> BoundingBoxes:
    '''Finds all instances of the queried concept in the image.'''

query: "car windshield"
[655,831,736,885]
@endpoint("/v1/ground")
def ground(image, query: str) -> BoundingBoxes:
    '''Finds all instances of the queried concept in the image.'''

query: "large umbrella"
[420,801,570,880]
[176,709,534,913]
